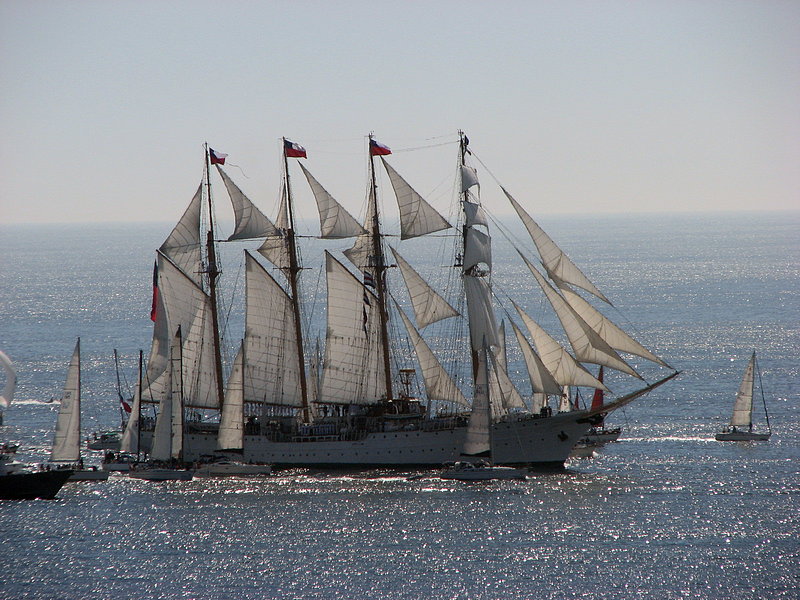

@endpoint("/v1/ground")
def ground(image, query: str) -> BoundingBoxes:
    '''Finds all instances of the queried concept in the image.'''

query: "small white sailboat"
[716,352,772,441]
[0,350,16,426]
[49,339,109,481]
[440,343,527,482]
[129,327,194,481]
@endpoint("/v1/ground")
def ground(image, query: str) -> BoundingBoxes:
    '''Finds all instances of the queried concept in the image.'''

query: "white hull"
[129,468,194,481]
[715,431,771,441]
[170,412,590,469]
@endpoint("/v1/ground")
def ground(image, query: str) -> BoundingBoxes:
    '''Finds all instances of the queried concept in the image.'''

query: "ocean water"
[1,211,798,599]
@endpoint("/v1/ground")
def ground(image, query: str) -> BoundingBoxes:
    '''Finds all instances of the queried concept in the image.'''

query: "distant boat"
[580,368,621,446]
[0,443,72,500]
[716,352,772,441]
[128,327,194,482]
[0,350,16,425]
[49,339,109,481]
[194,458,272,477]
[440,342,527,482]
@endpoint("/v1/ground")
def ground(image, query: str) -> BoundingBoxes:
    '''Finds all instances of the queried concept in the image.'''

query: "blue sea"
[1,211,798,599]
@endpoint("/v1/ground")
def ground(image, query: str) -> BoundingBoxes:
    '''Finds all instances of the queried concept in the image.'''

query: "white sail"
[461,350,491,457]
[524,256,641,378]
[463,228,492,271]
[160,184,203,287]
[151,253,220,409]
[149,369,173,462]
[343,187,376,269]
[730,352,756,428]
[319,252,386,405]
[170,328,184,460]
[50,339,81,463]
[381,157,451,240]
[243,253,303,407]
[464,276,500,353]
[463,201,488,227]
[509,319,562,396]
[216,166,279,241]
[395,304,468,407]
[489,351,527,414]
[0,350,16,408]
[460,165,480,192]
[390,246,459,329]
[559,385,573,412]
[299,163,367,239]
[553,277,671,368]
[218,345,244,451]
[513,301,608,391]
[504,187,611,304]
[257,185,292,270]
[119,384,140,454]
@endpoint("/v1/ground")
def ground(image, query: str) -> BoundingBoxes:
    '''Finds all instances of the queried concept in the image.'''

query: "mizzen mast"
[281,138,311,423]
[203,143,226,409]
[367,134,394,401]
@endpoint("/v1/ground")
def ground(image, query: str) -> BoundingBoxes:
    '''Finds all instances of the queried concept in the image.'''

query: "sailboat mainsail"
[50,339,81,463]
[716,352,771,441]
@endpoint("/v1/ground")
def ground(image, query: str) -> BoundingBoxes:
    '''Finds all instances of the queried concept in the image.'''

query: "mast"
[136,349,142,462]
[754,352,771,433]
[368,134,394,400]
[281,138,311,423]
[203,143,226,410]
[459,131,481,380]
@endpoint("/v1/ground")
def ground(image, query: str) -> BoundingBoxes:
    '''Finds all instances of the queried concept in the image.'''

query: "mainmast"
[459,132,480,380]
[368,134,394,401]
[203,143,227,410]
[281,138,311,423]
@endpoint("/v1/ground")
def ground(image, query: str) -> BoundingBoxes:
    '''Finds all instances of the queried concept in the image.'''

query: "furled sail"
[50,339,81,463]
[216,166,279,241]
[554,276,671,368]
[217,345,244,451]
[513,301,608,391]
[523,254,641,379]
[299,163,367,239]
[160,185,203,287]
[731,352,756,428]
[395,304,468,407]
[503,187,611,304]
[243,252,303,407]
[0,350,16,408]
[319,252,386,405]
[390,246,458,329]
[509,319,562,396]
[381,157,451,240]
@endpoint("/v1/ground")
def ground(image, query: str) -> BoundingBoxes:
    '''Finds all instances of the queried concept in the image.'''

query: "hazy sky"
[1,1,798,226]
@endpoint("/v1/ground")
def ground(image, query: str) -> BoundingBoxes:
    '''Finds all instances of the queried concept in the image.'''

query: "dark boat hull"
[0,470,73,500]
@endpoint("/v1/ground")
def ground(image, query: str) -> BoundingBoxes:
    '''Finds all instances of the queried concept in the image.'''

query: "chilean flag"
[149,261,159,321]
[209,148,227,165]
[369,139,391,156]
[284,139,307,158]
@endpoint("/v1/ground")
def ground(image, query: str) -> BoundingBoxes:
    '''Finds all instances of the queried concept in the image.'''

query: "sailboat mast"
[754,352,772,433]
[368,134,394,400]
[136,349,143,462]
[203,143,226,410]
[281,138,311,423]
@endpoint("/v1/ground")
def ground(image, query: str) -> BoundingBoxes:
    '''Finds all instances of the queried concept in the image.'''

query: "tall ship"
[120,133,677,469]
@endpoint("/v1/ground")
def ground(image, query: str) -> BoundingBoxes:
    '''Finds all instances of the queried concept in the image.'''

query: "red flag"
[284,139,307,158]
[369,139,391,156]
[209,148,227,165]
[121,399,132,414]
[150,261,159,321]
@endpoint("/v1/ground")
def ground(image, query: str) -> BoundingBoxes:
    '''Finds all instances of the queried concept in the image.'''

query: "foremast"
[280,138,311,423]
